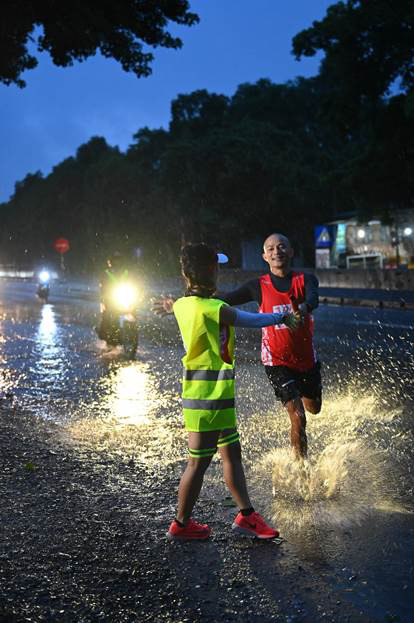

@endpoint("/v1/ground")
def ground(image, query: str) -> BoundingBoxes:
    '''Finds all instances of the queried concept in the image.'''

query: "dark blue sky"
[0,0,334,203]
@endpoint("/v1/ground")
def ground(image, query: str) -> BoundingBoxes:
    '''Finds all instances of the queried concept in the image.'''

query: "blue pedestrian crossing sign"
[314,226,333,248]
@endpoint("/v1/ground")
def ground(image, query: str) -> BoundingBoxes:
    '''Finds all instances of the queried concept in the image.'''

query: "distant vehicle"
[96,281,139,358]
[36,270,50,303]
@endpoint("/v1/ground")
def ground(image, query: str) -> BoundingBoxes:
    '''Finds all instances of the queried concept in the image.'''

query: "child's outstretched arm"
[220,306,300,330]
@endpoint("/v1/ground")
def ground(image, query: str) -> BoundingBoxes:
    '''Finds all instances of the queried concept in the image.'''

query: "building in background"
[315,211,414,269]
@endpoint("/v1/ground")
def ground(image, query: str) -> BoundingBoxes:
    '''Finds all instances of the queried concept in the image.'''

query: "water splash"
[249,389,412,534]
[257,442,383,531]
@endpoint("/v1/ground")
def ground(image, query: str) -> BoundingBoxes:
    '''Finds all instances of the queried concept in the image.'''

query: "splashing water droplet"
[248,390,411,535]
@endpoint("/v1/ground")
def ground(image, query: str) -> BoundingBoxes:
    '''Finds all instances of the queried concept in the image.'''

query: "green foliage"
[292,0,414,221]
[292,0,414,129]
[1,0,199,87]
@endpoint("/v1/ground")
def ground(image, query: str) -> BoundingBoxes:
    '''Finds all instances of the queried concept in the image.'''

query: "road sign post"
[53,238,70,273]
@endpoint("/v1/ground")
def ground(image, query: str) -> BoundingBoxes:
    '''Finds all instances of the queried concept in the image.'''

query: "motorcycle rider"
[97,251,130,344]
[36,269,51,302]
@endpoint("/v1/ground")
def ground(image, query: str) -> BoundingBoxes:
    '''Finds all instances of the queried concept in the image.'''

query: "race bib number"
[272,303,292,330]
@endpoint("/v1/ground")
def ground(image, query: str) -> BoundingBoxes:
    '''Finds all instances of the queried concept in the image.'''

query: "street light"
[403,227,412,237]
[357,229,366,239]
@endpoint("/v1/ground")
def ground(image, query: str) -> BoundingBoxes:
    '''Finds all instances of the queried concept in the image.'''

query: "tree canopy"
[292,0,414,128]
[1,0,199,87]
[292,0,414,220]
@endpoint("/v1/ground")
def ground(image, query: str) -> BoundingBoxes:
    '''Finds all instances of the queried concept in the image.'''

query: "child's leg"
[219,429,279,539]
[177,430,220,524]
[218,429,252,510]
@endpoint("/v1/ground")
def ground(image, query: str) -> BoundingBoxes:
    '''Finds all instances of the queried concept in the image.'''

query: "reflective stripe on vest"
[182,398,235,410]
[183,369,235,381]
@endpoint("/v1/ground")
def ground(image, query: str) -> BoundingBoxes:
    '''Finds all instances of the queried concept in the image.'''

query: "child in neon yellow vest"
[167,243,300,541]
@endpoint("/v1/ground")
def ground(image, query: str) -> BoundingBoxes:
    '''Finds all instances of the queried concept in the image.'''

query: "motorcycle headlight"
[112,284,138,310]
[39,271,50,283]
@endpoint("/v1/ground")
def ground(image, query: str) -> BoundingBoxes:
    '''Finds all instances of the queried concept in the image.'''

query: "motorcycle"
[97,281,139,358]
[37,270,50,303]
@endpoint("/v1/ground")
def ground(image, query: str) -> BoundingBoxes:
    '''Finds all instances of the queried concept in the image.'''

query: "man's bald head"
[263,233,291,251]
[262,233,293,275]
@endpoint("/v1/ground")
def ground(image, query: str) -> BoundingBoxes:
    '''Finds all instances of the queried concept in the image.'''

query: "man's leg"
[284,397,308,458]
[302,396,321,415]
[265,366,307,458]
[301,361,323,415]
[176,430,219,524]
[218,429,251,509]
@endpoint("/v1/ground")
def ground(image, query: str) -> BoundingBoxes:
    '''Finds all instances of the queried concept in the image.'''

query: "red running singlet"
[259,272,316,372]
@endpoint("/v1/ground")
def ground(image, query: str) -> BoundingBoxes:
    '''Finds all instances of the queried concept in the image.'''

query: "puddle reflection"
[107,364,152,425]
[37,304,57,343]
[68,361,185,466]
[33,304,67,386]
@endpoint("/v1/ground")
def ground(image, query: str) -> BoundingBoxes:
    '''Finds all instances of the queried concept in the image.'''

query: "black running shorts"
[265,361,322,405]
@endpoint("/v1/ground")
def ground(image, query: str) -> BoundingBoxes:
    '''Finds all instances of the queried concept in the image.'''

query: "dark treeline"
[1,0,413,273]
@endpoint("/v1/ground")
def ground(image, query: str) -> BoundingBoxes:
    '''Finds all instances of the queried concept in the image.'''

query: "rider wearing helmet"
[100,252,129,306]
[97,251,130,342]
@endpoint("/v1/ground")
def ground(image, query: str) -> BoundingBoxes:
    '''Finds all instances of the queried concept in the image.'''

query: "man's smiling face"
[262,234,293,271]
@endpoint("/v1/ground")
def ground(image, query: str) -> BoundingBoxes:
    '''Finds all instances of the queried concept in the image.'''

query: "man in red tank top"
[259,234,321,458]
[218,233,321,459]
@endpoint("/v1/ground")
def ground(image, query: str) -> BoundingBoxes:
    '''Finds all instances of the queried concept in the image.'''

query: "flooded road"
[1,279,414,622]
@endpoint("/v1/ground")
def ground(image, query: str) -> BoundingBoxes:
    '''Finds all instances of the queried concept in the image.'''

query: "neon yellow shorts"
[188,431,240,458]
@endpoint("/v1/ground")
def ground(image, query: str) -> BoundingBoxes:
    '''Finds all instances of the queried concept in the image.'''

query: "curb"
[321,296,414,310]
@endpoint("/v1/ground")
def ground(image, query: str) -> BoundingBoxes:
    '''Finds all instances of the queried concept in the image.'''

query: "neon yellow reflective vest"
[173,296,236,432]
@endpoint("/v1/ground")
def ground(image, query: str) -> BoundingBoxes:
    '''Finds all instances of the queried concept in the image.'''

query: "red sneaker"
[232,512,279,539]
[167,518,211,541]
